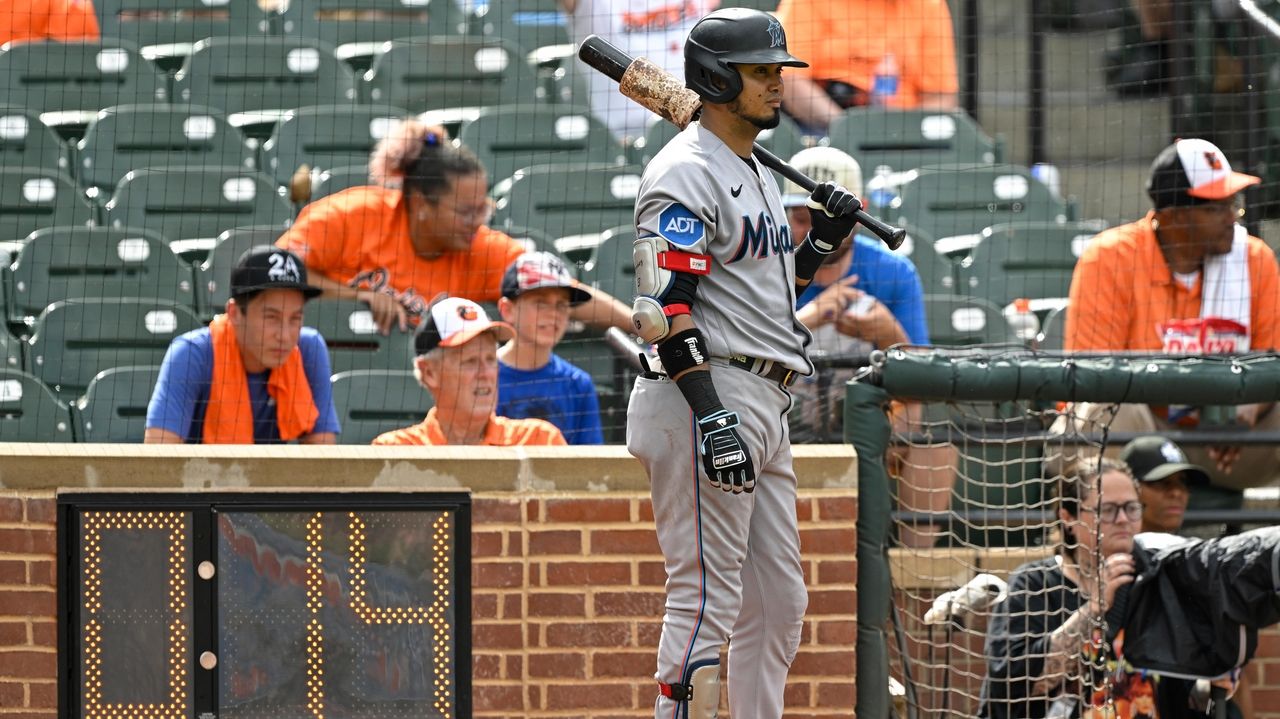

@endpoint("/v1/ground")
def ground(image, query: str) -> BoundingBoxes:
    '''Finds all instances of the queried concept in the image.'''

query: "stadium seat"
[949,435,1046,547]
[194,225,287,319]
[458,104,626,188]
[26,298,202,400]
[0,328,22,370]
[490,163,643,239]
[95,0,273,71]
[0,168,96,244]
[631,113,807,169]
[472,0,570,55]
[307,165,369,203]
[330,369,432,444]
[172,37,358,137]
[890,163,1070,246]
[0,41,167,135]
[500,225,573,268]
[306,299,415,375]
[827,108,1002,174]
[72,365,162,443]
[281,0,468,72]
[1036,303,1068,352]
[921,294,1018,346]
[886,222,958,297]
[0,369,74,442]
[0,107,70,177]
[103,167,292,260]
[76,105,253,196]
[956,221,1106,308]
[260,104,409,188]
[578,225,637,302]
[363,36,540,113]
[9,227,197,325]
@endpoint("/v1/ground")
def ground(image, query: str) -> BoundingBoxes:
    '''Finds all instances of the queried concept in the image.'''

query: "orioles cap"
[1146,138,1260,209]
[414,296,514,356]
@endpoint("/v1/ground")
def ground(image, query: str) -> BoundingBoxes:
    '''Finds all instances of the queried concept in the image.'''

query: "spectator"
[774,0,959,132]
[560,0,717,142]
[496,251,604,445]
[278,120,631,334]
[372,296,567,446]
[1062,138,1280,492]
[145,246,340,445]
[0,0,99,44]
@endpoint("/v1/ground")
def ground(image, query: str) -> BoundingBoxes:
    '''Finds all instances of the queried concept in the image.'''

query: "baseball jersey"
[636,123,813,375]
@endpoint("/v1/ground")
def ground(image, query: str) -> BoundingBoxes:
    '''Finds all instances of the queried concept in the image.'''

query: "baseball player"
[625,8,862,718]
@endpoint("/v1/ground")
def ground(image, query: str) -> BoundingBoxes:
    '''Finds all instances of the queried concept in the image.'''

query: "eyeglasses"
[1185,198,1246,220]
[425,196,495,224]
[1083,501,1144,523]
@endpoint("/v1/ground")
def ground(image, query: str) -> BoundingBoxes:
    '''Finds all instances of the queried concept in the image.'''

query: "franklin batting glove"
[696,409,756,493]
[806,181,861,251]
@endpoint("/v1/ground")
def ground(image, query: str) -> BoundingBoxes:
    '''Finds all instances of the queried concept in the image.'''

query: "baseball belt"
[727,354,797,388]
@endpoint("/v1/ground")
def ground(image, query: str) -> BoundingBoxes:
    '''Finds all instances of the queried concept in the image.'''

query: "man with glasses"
[1059,138,1280,494]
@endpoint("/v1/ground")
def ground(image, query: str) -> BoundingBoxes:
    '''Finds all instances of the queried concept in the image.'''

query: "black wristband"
[657,328,709,377]
[674,366,724,419]
[794,233,834,285]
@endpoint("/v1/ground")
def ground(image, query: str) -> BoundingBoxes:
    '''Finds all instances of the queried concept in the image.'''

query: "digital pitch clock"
[57,492,472,719]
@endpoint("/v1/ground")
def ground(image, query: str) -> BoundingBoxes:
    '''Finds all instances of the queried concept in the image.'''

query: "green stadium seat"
[578,225,637,302]
[76,105,253,196]
[72,365,162,443]
[536,45,589,107]
[1036,303,1068,352]
[0,369,74,442]
[95,0,273,71]
[0,168,96,244]
[0,41,167,136]
[490,163,642,239]
[306,299,415,375]
[890,163,1070,245]
[500,224,573,269]
[948,434,1047,547]
[888,221,957,296]
[281,0,468,72]
[956,221,1106,308]
[330,369,432,444]
[194,225,286,319]
[26,298,202,400]
[0,327,22,371]
[458,104,626,188]
[0,107,70,176]
[472,0,570,55]
[827,108,1002,174]
[260,104,409,188]
[631,113,807,169]
[922,294,1018,346]
[103,166,292,260]
[172,37,358,137]
[9,227,197,325]
[363,36,540,113]
[307,164,369,203]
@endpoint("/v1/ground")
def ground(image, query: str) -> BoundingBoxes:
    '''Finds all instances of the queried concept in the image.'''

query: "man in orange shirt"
[774,0,959,132]
[0,0,99,44]
[373,296,566,446]
[1063,138,1280,490]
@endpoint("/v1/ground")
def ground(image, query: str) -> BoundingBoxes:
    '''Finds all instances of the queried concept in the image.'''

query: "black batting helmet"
[684,8,808,104]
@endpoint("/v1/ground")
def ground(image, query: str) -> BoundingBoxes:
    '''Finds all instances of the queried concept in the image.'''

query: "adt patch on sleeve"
[658,204,705,248]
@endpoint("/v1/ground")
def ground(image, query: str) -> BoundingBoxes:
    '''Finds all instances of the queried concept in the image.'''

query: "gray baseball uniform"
[627,121,812,719]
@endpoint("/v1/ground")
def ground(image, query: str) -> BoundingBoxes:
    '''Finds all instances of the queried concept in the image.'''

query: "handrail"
[1237,0,1280,41]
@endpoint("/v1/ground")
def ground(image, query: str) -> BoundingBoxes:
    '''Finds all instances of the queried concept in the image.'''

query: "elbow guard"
[632,235,708,343]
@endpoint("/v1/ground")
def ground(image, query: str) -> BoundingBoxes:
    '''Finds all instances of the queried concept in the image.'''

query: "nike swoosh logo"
[731,185,743,197]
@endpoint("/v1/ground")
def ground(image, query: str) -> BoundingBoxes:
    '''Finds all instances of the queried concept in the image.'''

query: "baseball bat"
[577,34,907,251]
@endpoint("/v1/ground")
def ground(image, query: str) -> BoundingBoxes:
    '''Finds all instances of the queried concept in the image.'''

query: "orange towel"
[203,314,318,444]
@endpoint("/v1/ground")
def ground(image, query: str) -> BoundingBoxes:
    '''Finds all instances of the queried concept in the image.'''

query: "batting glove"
[806,181,861,251]
[696,409,755,493]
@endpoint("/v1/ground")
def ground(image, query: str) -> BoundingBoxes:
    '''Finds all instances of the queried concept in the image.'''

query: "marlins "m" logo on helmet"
[766,17,784,47]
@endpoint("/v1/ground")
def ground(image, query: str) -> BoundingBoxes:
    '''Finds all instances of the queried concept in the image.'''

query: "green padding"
[880,350,1280,404]
[846,381,892,719]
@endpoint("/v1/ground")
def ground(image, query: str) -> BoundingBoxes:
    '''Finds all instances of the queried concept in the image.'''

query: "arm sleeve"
[912,0,960,95]
[300,330,342,436]
[568,370,604,445]
[277,195,356,283]
[983,567,1058,705]
[1248,239,1280,351]
[145,337,209,441]
[1065,240,1128,351]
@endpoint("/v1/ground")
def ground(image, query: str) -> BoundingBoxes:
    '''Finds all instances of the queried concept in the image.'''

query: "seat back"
[282,0,467,49]
[0,329,22,371]
[77,104,253,193]
[828,108,1001,174]
[922,294,1018,346]
[0,168,96,243]
[27,298,203,399]
[957,221,1106,307]
[330,369,432,444]
[0,40,167,115]
[0,107,69,176]
[308,165,369,203]
[883,221,957,296]
[579,225,637,302]
[96,0,272,47]
[10,226,196,324]
[104,166,292,248]
[1036,303,1069,351]
[72,365,162,442]
[363,36,539,112]
[261,104,408,186]
[172,37,358,116]
[0,369,73,442]
[892,163,1069,244]
[195,225,287,318]
[491,163,642,239]
[458,104,625,187]
[473,0,570,54]
[306,299,415,374]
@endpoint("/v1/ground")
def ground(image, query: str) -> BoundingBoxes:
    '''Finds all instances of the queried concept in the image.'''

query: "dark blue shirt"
[796,234,930,345]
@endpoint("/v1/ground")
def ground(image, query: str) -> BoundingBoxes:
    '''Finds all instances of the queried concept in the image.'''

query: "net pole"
[846,380,894,719]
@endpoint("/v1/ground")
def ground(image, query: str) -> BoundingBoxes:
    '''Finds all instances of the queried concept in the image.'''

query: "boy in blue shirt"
[496,251,605,444]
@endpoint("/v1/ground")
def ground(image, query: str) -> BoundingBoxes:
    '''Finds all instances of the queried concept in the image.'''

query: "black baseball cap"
[1146,138,1260,209]
[1119,436,1210,486]
[231,246,322,299]
[414,296,515,356]
[500,251,591,305]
